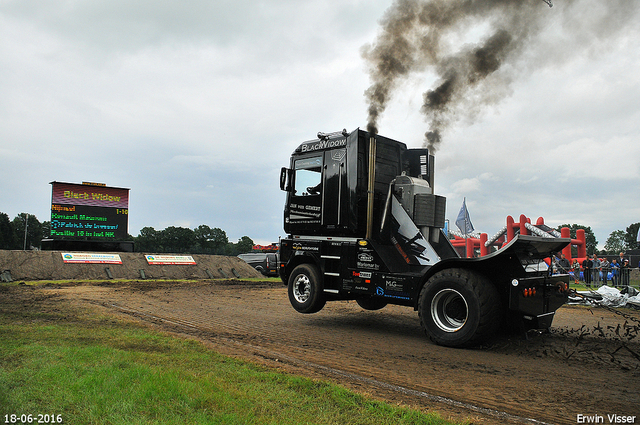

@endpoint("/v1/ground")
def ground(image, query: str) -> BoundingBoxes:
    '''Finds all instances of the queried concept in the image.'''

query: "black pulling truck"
[278,128,571,347]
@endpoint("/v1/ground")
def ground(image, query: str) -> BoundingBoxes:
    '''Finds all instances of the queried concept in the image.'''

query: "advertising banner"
[144,255,197,265]
[61,252,123,264]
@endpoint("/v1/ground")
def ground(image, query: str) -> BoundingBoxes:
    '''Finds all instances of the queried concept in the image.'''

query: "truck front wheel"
[288,264,326,314]
[418,268,500,347]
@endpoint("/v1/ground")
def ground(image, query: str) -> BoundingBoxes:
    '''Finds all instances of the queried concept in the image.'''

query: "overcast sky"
[1,0,639,249]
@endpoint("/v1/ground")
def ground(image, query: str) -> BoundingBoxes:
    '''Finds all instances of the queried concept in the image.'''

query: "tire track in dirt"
[52,281,640,425]
[99,295,554,424]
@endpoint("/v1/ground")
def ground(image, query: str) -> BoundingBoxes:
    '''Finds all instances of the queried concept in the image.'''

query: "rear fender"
[281,252,321,285]
[418,235,572,308]
[428,235,570,278]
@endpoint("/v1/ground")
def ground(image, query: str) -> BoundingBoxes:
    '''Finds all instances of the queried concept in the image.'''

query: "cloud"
[0,0,639,250]
[450,172,497,195]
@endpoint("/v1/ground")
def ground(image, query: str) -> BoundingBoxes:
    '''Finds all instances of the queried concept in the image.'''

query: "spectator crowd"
[554,252,637,288]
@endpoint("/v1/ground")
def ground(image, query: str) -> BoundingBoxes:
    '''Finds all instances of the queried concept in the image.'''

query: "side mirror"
[280,167,292,192]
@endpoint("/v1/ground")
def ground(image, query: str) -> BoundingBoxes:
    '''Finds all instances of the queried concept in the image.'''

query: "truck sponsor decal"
[287,218,321,225]
[385,280,404,292]
[289,203,321,212]
[289,210,321,219]
[357,261,380,270]
[288,203,322,224]
[376,286,411,300]
[292,243,319,251]
[357,253,374,262]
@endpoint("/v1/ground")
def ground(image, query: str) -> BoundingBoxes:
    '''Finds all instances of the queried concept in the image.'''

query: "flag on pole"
[455,197,474,235]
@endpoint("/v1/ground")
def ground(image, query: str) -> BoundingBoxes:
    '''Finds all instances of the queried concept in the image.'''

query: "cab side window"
[294,156,322,196]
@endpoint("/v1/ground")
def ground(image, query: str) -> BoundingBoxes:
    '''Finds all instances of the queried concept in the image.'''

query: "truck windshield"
[294,157,322,196]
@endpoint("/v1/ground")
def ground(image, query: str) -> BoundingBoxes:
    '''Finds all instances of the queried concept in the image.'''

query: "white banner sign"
[61,252,122,264]
[145,255,196,265]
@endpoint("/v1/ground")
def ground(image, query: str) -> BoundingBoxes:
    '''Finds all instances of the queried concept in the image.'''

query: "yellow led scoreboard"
[50,181,130,240]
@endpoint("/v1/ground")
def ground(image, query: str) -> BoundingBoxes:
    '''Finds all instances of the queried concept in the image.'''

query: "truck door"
[285,155,323,233]
[322,148,346,228]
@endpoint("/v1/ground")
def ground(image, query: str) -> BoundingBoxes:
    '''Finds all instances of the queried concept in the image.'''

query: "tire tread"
[418,268,500,347]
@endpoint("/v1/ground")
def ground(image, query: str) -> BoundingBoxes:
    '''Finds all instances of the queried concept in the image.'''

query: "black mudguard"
[425,235,572,329]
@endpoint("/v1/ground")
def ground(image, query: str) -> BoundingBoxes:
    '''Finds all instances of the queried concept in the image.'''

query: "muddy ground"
[3,280,639,425]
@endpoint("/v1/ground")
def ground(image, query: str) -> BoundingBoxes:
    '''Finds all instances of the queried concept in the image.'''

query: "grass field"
[0,286,462,425]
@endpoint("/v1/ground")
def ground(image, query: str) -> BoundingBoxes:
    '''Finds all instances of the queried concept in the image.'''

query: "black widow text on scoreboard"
[50,181,130,240]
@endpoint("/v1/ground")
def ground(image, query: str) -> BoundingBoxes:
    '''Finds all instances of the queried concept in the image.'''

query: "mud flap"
[520,312,556,331]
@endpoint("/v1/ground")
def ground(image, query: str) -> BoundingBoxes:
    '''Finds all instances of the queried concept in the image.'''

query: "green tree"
[160,226,195,253]
[11,213,44,250]
[556,224,598,256]
[624,222,640,250]
[0,212,16,249]
[41,221,51,239]
[225,236,254,256]
[193,225,228,254]
[209,227,229,254]
[135,227,160,252]
[604,230,626,255]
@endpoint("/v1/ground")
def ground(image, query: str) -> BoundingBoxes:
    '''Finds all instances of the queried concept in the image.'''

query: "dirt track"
[33,280,640,424]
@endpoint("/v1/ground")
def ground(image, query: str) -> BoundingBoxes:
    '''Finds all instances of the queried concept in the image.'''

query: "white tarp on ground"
[569,285,640,308]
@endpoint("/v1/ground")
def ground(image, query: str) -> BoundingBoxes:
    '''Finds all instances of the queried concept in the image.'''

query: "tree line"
[1,211,638,255]
[133,225,254,255]
[0,212,254,255]
[0,213,48,251]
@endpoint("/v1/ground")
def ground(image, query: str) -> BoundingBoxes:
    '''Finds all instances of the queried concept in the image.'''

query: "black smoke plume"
[362,0,639,151]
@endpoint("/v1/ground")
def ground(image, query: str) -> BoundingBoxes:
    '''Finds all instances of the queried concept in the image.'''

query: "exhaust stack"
[365,134,376,239]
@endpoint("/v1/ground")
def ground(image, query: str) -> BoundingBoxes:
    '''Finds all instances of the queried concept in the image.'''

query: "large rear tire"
[418,268,500,347]
[288,264,326,314]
